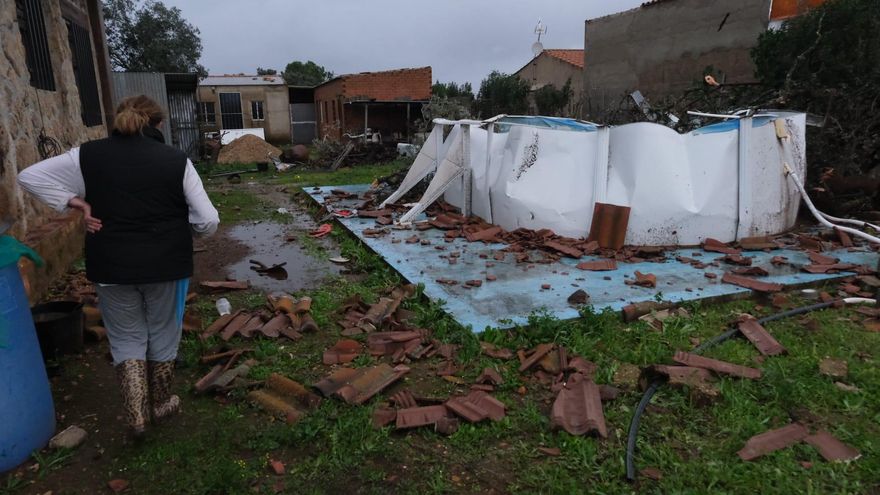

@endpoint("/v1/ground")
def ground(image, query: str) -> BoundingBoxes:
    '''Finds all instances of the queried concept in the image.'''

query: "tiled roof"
[770,0,827,20]
[317,67,432,101]
[543,49,585,69]
[199,75,285,86]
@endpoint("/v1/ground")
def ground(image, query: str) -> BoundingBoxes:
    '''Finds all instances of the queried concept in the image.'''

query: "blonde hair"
[114,95,164,135]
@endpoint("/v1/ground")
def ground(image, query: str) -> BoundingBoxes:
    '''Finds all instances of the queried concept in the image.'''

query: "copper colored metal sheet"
[673,351,762,379]
[804,430,861,462]
[587,202,630,250]
[737,423,809,461]
[721,273,783,293]
[737,317,787,356]
[550,373,607,437]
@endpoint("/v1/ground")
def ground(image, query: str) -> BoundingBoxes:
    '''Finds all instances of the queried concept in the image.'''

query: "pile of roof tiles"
[200,294,318,342]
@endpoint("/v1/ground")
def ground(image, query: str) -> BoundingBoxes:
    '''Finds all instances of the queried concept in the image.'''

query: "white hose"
[843,297,876,305]
[819,212,880,232]
[783,163,880,244]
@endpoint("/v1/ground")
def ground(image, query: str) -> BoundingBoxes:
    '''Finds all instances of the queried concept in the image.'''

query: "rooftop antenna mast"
[532,19,547,56]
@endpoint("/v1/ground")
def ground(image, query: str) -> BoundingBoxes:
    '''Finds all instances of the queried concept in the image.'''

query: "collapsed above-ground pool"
[383,112,807,246]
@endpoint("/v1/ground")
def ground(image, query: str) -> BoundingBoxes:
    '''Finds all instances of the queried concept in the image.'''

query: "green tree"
[431,81,474,100]
[282,61,334,86]
[256,67,277,75]
[103,0,205,75]
[474,71,530,118]
[533,78,573,116]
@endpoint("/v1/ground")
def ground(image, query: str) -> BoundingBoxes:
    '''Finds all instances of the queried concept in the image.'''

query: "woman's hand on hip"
[68,197,103,233]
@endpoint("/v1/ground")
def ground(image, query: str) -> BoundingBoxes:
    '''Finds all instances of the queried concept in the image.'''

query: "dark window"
[251,100,264,121]
[219,93,243,129]
[332,100,337,122]
[16,0,55,90]
[198,102,216,124]
[65,19,102,126]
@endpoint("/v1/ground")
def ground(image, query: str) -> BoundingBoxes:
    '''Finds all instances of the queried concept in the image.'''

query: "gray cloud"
[161,0,644,88]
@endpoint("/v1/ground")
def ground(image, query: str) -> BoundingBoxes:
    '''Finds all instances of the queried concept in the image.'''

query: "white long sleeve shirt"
[17,147,220,237]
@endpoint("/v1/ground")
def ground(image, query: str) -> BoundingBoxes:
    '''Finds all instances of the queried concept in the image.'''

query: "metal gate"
[290,103,316,144]
[167,89,199,160]
[219,93,243,129]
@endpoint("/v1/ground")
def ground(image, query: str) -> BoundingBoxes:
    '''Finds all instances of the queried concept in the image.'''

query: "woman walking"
[18,95,219,438]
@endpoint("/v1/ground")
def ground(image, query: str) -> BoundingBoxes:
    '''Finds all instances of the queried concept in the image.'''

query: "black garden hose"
[625,300,841,481]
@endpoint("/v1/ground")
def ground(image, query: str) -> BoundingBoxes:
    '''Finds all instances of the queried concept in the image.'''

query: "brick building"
[514,49,584,117]
[3,0,115,301]
[313,67,431,142]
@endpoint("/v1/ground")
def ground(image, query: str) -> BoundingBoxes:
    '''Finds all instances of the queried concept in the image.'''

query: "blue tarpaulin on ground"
[307,185,876,333]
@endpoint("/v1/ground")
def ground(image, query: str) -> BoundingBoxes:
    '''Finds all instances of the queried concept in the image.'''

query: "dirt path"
[5,183,342,494]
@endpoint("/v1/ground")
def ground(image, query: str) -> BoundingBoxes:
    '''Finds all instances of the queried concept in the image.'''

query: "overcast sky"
[161,0,644,88]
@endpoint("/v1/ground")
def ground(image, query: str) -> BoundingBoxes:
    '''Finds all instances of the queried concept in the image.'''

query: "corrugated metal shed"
[110,72,199,160]
[110,72,171,144]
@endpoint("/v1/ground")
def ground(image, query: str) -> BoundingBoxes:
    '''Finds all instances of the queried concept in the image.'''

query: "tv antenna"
[531,19,547,56]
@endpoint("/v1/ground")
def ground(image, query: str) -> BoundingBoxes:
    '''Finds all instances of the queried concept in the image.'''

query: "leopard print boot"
[148,360,180,421]
[115,360,150,438]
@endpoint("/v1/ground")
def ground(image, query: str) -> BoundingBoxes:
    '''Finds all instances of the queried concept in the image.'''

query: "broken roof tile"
[737,317,787,356]
[702,238,741,255]
[575,259,617,271]
[544,241,583,259]
[331,364,410,405]
[481,341,514,360]
[731,266,769,276]
[372,407,397,428]
[804,430,861,462]
[265,373,322,409]
[721,273,783,293]
[518,343,555,372]
[445,396,489,423]
[807,251,839,265]
[395,405,450,429]
[464,390,506,421]
[588,202,630,250]
[465,226,503,243]
[739,236,778,251]
[323,339,363,365]
[476,367,504,386]
[633,271,657,288]
[550,373,607,437]
[673,351,762,379]
[737,423,809,461]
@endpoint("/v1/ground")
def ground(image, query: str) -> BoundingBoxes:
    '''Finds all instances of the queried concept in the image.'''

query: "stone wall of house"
[0,0,108,302]
[583,0,771,120]
[515,54,584,117]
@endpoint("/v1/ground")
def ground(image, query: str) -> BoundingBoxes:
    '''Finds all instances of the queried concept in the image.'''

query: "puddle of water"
[226,222,340,293]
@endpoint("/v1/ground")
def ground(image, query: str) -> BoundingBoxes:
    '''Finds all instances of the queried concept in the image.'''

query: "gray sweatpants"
[96,279,189,365]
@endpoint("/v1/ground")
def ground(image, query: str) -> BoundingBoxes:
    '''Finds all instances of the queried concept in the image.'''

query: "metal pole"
[364,104,369,144]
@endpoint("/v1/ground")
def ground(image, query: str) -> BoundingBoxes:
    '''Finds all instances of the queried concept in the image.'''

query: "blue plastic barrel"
[0,237,55,473]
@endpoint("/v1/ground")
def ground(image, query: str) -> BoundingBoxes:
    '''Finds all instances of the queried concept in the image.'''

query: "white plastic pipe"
[819,212,880,232]
[783,162,880,244]
[843,297,876,305]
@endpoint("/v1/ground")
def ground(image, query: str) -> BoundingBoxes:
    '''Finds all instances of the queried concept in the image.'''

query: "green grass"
[113,224,880,494]
[10,159,880,494]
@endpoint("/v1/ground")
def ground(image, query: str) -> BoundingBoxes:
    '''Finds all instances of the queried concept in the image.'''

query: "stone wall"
[1,0,109,302]
[583,0,771,120]
[514,54,584,117]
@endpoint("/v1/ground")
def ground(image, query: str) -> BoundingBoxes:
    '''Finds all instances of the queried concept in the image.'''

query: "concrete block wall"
[583,0,772,120]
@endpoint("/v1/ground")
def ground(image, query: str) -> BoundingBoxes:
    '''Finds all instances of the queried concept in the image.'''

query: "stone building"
[313,67,431,142]
[514,49,584,117]
[2,0,114,301]
[196,75,291,144]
